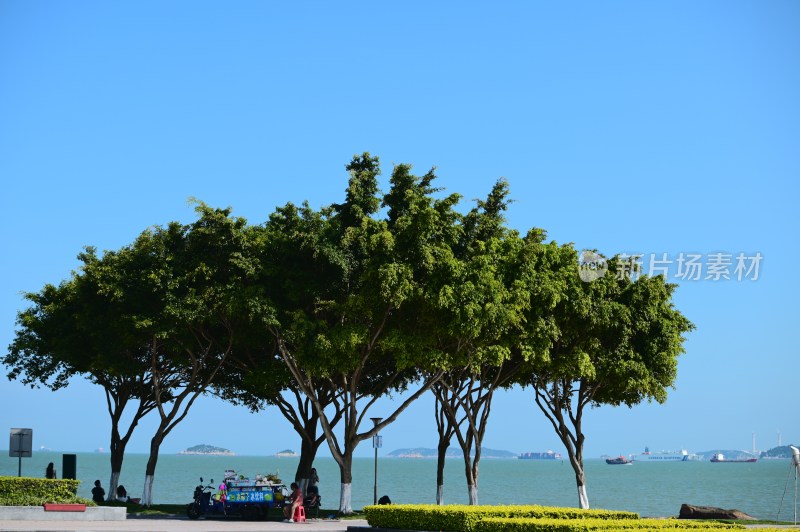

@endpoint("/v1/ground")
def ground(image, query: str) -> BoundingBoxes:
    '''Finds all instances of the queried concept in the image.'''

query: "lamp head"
[790,445,800,467]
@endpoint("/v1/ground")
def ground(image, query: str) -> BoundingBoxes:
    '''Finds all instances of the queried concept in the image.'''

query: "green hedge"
[364,504,639,532]
[474,518,745,532]
[0,476,94,506]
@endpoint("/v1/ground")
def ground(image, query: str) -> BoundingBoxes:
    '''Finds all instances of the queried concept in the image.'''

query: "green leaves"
[378,262,414,307]
[524,245,694,407]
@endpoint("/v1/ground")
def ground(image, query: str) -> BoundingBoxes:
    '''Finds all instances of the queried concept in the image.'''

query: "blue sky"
[1,1,798,460]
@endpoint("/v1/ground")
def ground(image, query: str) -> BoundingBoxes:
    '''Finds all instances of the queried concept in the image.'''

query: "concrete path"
[0,516,369,532]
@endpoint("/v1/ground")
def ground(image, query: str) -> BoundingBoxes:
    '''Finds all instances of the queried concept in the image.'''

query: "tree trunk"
[463,456,478,505]
[277,343,443,516]
[566,426,587,509]
[339,483,352,514]
[563,441,589,509]
[271,386,340,498]
[295,442,315,482]
[104,386,151,503]
[107,420,123,501]
[577,482,589,509]
[468,484,478,505]
[108,471,120,502]
[297,478,309,496]
[439,369,509,510]
[468,448,481,505]
[142,475,155,507]
[433,381,455,507]
[338,452,353,514]
[533,383,590,511]
[294,419,319,493]
[141,433,163,506]
[435,441,447,505]
[107,433,125,501]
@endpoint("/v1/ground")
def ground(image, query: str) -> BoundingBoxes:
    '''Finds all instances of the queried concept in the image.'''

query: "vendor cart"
[224,477,289,519]
[187,473,289,520]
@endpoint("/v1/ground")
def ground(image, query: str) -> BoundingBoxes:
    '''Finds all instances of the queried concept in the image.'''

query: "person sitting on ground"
[92,480,105,503]
[283,482,304,522]
[304,489,319,508]
[116,484,128,502]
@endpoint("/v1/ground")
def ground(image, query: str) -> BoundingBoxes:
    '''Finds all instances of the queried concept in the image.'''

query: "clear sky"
[1,1,798,460]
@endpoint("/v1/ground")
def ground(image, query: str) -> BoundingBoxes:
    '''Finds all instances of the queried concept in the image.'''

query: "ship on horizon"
[635,446,691,462]
[518,450,562,460]
[710,452,757,463]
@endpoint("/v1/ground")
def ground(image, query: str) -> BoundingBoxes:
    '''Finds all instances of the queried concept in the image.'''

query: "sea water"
[2,452,797,521]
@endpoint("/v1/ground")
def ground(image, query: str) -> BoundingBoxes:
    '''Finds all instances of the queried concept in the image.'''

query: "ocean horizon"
[2,451,798,521]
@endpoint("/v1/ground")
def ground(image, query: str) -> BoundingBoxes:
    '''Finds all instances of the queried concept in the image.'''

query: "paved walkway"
[0,516,369,532]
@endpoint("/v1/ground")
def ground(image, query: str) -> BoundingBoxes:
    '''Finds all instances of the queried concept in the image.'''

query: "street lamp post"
[16,433,23,477]
[371,417,383,505]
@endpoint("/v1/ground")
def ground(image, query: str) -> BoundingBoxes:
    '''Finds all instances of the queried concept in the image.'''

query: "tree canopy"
[4,154,693,511]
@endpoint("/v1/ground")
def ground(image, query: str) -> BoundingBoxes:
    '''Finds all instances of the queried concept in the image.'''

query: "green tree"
[66,203,257,505]
[256,154,459,513]
[429,180,534,504]
[522,245,694,508]
[145,205,257,505]
[4,249,168,501]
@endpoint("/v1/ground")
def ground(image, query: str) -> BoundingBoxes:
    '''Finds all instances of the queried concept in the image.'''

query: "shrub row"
[364,504,640,532]
[0,476,94,506]
[474,517,745,532]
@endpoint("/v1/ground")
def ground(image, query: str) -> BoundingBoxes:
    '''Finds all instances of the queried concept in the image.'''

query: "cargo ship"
[710,453,757,463]
[635,446,690,462]
[518,450,562,460]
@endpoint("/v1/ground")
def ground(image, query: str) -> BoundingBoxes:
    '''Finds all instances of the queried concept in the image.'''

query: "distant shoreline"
[177,450,236,456]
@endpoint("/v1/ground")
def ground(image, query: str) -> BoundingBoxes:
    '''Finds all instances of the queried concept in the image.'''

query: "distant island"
[387,447,516,459]
[760,445,798,459]
[178,444,235,456]
[274,449,297,457]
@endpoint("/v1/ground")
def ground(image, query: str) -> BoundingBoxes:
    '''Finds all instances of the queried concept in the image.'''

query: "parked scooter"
[186,477,217,519]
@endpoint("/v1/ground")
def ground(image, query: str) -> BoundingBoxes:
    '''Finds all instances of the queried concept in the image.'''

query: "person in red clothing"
[283,482,304,521]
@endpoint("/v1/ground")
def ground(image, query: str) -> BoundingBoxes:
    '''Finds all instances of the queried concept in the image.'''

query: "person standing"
[308,467,319,495]
[91,480,105,503]
[45,462,57,479]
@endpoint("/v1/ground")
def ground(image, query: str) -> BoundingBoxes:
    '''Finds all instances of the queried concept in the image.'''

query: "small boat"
[710,453,757,463]
[606,455,633,465]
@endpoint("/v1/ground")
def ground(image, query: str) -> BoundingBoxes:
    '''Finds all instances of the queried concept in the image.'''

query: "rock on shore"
[679,504,756,520]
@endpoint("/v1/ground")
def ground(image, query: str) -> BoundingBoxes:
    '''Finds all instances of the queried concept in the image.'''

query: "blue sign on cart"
[228,490,274,503]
